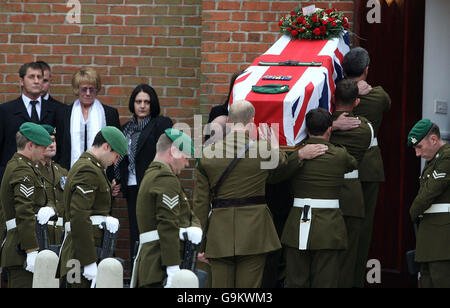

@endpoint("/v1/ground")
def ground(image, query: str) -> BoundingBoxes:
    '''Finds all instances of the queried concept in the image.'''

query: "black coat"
[58,102,121,179]
[0,96,62,182]
[117,115,173,194]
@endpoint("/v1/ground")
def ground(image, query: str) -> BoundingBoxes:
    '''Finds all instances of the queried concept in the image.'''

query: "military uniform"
[132,161,201,288]
[59,152,113,288]
[272,138,357,287]
[0,153,48,288]
[194,132,286,288]
[410,143,450,287]
[330,111,372,287]
[36,161,67,247]
[352,86,391,287]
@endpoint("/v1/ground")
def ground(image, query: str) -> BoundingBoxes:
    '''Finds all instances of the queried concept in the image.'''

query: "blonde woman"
[59,67,120,179]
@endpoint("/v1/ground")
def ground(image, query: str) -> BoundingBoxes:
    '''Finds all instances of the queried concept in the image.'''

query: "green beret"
[165,128,194,156]
[41,124,56,136]
[101,126,128,155]
[407,119,433,147]
[252,84,289,94]
[19,122,52,146]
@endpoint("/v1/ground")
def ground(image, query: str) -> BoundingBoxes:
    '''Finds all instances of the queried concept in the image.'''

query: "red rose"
[305,24,311,29]
[321,19,328,25]
[331,21,337,27]
[291,10,297,16]
[300,27,305,33]
[287,27,291,31]
[311,15,318,23]
[291,30,299,37]
[313,28,321,36]
[325,9,333,14]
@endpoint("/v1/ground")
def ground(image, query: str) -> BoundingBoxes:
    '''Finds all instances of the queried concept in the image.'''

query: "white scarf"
[70,99,106,167]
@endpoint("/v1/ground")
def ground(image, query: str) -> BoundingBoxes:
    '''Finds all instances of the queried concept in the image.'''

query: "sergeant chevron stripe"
[433,170,447,179]
[20,184,34,198]
[162,194,179,209]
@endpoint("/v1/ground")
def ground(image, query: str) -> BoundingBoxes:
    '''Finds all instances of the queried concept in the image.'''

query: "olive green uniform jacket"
[194,132,286,259]
[0,153,47,268]
[273,138,357,250]
[410,143,450,262]
[353,86,391,182]
[330,111,372,218]
[134,161,201,287]
[37,161,68,245]
[59,152,112,278]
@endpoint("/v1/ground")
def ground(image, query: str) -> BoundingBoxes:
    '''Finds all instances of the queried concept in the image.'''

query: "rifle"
[180,232,208,288]
[96,222,118,261]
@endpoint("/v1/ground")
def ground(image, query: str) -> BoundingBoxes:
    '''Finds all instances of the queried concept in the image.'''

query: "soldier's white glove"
[164,265,180,288]
[25,251,38,273]
[105,216,119,233]
[186,226,202,245]
[37,206,56,225]
[83,262,98,281]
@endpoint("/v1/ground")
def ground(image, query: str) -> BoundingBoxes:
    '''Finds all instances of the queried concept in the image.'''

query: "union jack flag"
[230,32,350,146]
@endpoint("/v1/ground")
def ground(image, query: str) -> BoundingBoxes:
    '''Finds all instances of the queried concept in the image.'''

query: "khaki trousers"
[210,254,266,288]
[338,216,363,288]
[6,266,33,288]
[285,247,341,288]
[420,260,450,288]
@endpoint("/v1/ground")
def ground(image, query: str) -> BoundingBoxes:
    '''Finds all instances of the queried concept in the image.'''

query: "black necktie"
[30,100,39,123]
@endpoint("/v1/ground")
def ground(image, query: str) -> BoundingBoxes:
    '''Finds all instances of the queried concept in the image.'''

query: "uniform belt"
[293,198,339,250]
[344,169,359,179]
[293,198,339,208]
[424,203,450,214]
[6,219,16,231]
[211,196,266,209]
[63,215,107,233]
[131,230,160,288]
[370,137,378,148]
[47,217,64,227]
[139,230,160,244]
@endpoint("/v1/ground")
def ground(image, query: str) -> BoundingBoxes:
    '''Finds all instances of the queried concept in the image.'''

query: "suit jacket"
[117,116,173,193]
[0,96,61,182]
[58,102,120,178]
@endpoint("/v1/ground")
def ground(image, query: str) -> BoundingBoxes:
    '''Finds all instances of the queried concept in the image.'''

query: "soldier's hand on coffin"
[105,216,119,233]
[258,124,280,150]
[332,112,361,131]
[37,206,56,225]
[186,226,203,244]
[298,144,328,161]
[83,262,98,281]
[164,265,180,288]
[25,251,38,273]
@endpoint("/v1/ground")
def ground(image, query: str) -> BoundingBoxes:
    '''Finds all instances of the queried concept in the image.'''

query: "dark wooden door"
[355,0,425,287]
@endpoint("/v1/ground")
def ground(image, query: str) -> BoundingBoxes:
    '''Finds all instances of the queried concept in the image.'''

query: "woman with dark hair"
[115,84,173,265]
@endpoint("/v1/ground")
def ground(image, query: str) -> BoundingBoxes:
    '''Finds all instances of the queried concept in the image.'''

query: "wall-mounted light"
[384,0,404,7]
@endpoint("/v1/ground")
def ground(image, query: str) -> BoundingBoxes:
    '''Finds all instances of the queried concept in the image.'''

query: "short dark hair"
[305,108,332,136]
[426,123,441,140]
[92,131,108,148]
[334,79,359,107]
[19,62,44,79]
[128,84,161,118]
[342,47,370,78]
[36,60,51,73]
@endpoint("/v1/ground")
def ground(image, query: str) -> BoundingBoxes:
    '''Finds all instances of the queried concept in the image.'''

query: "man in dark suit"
[0,62,60,182]
[37,60,63,106]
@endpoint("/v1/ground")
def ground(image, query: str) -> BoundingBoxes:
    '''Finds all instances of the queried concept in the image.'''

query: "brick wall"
[0,0,355,276]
